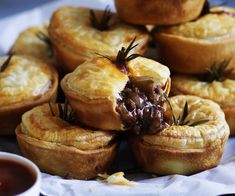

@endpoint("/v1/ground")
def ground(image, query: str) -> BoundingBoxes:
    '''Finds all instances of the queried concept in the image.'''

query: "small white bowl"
[0,152,41,196]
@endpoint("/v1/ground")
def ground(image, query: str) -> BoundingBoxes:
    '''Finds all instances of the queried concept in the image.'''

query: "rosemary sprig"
[97,37,141,74]
[163,94,209,126]
[36,31,53,57]
[0,54,13,73]
[205,60,233,83]
[90,6,112,31]
[48,100,75,123]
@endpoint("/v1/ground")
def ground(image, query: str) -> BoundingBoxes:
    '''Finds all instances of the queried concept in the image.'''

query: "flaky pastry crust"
[115,0,205,25]
[10,23,57,66]
[61,57,171,131]
[129,95,229,175]
[16,104,117,180]
[49,6,149,72]
[0,55,58,134]
[171,74,235,136]
[153,7,235,74]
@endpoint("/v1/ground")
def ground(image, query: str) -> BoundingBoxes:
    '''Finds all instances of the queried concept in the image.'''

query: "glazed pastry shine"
[21,104,115,151]
[160,7,235,39]
[143,96,229,149]
[66,57,128,100]
[11,23,53,62]
[65,57,170,100]
[0,56,52,106]
[61,56,170,131]
[172,75,235,106]
[49,7,148,59]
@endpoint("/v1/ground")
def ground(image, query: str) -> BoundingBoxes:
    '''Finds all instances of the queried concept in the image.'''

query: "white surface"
[0,0,235,195]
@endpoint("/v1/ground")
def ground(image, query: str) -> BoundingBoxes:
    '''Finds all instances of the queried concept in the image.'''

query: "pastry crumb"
[97,172,138,186]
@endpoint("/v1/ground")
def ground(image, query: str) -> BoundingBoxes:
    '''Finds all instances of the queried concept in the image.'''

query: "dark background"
[0,0,235,19]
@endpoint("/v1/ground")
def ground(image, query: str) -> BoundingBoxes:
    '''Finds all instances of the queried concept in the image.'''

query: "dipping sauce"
[0,159,36,196]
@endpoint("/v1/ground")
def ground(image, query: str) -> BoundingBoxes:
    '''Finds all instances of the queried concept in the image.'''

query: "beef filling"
[116,76,170,135]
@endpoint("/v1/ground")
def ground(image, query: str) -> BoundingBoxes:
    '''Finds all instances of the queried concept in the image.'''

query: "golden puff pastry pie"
[171,70,235,136]
[16,103,117,180]
[10,23,57,67]
[153,6,235,74]
[115,0,205,25]
[61,40,171,133]
[128,95,230,175]
[0,55,58,135]
[49,6,149,72]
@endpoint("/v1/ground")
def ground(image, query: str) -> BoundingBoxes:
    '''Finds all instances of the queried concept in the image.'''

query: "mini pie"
[0,55,58,135]
[16,103,117,180]
[10,23,57,67]
[129,95,230,175]
[153,6,235,74]
[115,0,205,25]
[171,73,235,136]
[49,6,149,72]
[61,56,171,133]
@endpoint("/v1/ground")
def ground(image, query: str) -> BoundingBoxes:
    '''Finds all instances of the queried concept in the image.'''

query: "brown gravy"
[0,159,36,196]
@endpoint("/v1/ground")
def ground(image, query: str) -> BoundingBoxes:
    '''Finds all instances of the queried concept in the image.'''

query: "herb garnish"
[164,94,209,126]
[97,37,141,74]
[0,54,13,73]
[36,31,53,57]
[204,60,233,83]
[48,100,75,123]
[90,6,112,31]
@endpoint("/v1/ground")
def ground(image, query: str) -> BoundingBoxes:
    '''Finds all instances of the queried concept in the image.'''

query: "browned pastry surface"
[115,0,205,25]
[61,56,171,132]
[154,7,235,74]
[16,103,117,180]
[129,95,230,175]
[171,74,235,136]
[49,6,149,72]
[0,55,58,134]
[10,23,57,66]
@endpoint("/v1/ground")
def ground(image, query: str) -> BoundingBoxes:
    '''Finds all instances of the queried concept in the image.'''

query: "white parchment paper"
[0,0,235,195]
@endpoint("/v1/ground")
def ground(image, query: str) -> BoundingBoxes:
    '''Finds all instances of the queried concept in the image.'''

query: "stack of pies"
[1,0,231,179]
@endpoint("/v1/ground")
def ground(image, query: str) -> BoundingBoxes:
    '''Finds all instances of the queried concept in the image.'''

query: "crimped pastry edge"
[16,125,117,180]
[0,57,58,135]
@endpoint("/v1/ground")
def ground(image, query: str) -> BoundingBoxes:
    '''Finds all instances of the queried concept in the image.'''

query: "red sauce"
[0,159,36,196]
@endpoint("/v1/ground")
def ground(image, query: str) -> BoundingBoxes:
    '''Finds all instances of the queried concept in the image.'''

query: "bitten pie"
[0,55,58,134]
[129,95,230,175]
[16,103,117,180]
[61,40,171,133]
[153,6,235,74]
[171,66,235,136]
[115,0,205,25]
[49,6,149,72]
[10,23,56,67]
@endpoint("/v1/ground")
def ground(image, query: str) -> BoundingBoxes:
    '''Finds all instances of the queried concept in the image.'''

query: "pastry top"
[49,6,148,58]
[0,55,55,106]
[143,95,229,149]
[172,74,235,107]
[63,56,170,101]
[157,7,235,40]
[115,0,206,25]
[11,23,55,64]
[21,104,115,150]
